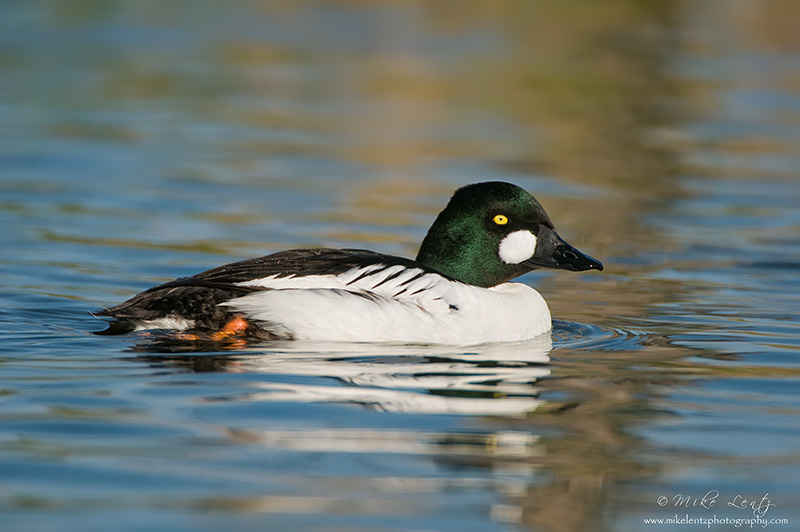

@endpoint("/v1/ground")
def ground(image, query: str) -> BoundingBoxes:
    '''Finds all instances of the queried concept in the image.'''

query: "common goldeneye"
[95,181,603,344]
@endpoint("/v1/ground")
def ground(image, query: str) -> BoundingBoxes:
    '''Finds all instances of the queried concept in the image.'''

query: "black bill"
[524,225,604,272]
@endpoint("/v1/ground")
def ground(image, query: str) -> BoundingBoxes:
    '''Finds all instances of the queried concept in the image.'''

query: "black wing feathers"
[190,248,421,283]
[95,248,431,335]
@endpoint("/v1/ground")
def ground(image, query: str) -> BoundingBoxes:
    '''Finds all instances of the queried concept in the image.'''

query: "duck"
[95,181,603,345]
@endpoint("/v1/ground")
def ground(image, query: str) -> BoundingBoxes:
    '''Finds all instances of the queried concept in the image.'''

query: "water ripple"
[552,319,656,351]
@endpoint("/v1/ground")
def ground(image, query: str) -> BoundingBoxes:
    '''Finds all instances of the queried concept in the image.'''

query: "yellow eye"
[493,214,509,225]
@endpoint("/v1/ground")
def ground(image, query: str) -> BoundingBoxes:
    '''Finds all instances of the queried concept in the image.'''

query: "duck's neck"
[416,227,526,288]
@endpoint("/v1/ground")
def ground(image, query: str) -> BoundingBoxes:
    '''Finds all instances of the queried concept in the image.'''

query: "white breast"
[223,265,552,344]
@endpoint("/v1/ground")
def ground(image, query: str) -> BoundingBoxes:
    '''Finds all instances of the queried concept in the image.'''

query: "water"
[2,1,800,531]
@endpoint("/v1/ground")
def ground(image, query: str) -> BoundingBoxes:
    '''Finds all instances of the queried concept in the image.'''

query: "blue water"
[2,2,800,531]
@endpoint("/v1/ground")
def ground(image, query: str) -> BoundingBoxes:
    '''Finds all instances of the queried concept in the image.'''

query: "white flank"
[498,230,538,264]
[134,316,195,332]
[223,264,552,344]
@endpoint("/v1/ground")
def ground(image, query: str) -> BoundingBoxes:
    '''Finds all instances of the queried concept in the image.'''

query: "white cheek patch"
[498,230,538,264]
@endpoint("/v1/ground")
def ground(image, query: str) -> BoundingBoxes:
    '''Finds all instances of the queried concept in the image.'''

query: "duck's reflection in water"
[133,333,552,415]
[131,334,645,530]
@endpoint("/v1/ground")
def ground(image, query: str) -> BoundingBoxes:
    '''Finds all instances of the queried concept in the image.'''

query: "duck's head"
[416,181,603,287]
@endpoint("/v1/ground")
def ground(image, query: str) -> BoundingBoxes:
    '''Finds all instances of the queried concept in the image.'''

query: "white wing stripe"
[235,264,445,300]
[359,265,411,289]
[235,273,345,290]
[339,264,386,285]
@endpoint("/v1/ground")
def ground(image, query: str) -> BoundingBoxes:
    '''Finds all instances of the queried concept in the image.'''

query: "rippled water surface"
[2,2,800,531]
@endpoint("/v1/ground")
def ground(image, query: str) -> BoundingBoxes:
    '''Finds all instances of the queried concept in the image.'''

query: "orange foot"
[210,316,251,345]
[145,316,252,348]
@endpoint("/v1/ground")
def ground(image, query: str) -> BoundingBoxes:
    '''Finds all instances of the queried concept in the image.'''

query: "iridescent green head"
[416,182,603,287]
